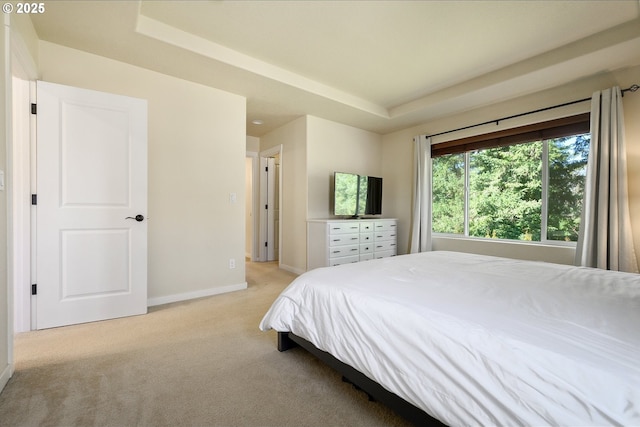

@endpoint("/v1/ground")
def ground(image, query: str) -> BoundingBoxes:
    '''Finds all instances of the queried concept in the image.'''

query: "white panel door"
[266,157,276,261]
[36,81,148,329]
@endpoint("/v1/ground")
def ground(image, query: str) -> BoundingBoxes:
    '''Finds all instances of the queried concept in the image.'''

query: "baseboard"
[279,263,305,275]
[0,362,13,394]
[147,282,248,307]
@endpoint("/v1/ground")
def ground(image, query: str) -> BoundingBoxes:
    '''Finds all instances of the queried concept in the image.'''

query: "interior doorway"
[265,154,280,261]
[259,145,282,263]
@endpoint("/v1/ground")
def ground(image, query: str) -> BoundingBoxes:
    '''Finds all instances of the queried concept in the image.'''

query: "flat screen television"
[333,172,383,217]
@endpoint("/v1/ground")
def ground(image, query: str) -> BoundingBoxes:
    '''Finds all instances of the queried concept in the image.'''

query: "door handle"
[125,214,145,222]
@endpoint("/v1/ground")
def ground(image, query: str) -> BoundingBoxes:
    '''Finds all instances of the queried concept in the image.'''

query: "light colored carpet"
[0,261,413,427]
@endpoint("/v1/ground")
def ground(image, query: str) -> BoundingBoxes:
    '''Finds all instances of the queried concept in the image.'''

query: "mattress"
[259,251,640,426]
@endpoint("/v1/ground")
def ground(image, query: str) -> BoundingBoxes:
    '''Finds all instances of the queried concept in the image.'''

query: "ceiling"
[29,1,640,137]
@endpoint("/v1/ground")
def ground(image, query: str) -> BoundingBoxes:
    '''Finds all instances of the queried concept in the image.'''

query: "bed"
[259,251,640,426]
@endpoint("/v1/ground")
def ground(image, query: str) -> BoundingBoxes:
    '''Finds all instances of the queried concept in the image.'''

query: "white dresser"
[307,219,398,270]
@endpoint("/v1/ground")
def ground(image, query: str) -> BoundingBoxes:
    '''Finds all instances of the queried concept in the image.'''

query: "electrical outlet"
[229,258,236,269]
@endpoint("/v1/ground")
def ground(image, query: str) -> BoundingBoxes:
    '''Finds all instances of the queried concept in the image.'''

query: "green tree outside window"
[431,133,590,243]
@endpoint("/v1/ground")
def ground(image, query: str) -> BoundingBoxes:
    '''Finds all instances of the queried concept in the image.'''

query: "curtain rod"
[427,84,639,139]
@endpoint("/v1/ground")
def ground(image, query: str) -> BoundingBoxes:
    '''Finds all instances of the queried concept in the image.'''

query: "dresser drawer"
[359,253,374,262]
[374,230,397,241]
[374,240,397,252]
[329,222,361,234]
[360,243,374,254]
[360,232,374,244]
[359,222,374,233]
[374,249,396,259]
[330,255,360,266]
[374,221,398,232]
[329,244,360,258]
[329,233,360,246]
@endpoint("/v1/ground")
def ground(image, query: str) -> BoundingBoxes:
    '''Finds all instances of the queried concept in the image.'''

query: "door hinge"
[31,103,37,115]
[265,242,268,247]
[265,166,268,172]
[265,204,268,210]
[31,194,37,205]
[31,284,37,295]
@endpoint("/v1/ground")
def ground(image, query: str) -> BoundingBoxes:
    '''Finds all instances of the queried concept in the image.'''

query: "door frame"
[10,74,32,333]
[10,28,37,333]
[259,145,282,264]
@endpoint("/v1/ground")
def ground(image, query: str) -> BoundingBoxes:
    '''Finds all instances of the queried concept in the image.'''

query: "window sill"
[432,235,576,265]
[433,233,576,247]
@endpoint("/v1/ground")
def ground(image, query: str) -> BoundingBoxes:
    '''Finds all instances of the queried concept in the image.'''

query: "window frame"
[431,114,590,246]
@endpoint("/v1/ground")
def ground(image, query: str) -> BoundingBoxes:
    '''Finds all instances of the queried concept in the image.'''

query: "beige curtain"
[410,135,432,253]
[575,87,638,273]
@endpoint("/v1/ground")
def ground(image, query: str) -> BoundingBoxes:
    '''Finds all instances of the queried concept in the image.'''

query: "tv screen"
[333,172,383,217]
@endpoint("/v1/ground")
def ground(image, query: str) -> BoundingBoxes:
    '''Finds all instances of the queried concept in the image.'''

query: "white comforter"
[259,251,640,426]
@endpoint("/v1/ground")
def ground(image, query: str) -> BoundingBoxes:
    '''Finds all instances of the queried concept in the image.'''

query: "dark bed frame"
[277,331,446,427]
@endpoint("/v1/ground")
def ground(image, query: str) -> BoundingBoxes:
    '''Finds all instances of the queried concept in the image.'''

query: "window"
[546,134,591,241]
[432,153,465,234]
[431,114,590,244]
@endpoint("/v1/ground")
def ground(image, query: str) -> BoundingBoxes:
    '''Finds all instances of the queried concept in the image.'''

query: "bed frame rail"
[277,331,445,427]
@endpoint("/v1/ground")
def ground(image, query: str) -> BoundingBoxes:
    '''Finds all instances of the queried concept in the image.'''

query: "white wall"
[261,116,307,273]
[380,127,414,255]
[245,156,253,258]
[38,41,247,303]
[9,14,37,72]
[383,65,640,266]
[246,135,260,153]
[246,136,260,260]
[306,116,383,219]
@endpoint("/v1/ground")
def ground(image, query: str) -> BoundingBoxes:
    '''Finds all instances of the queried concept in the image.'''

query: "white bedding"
[259,251,640,426]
